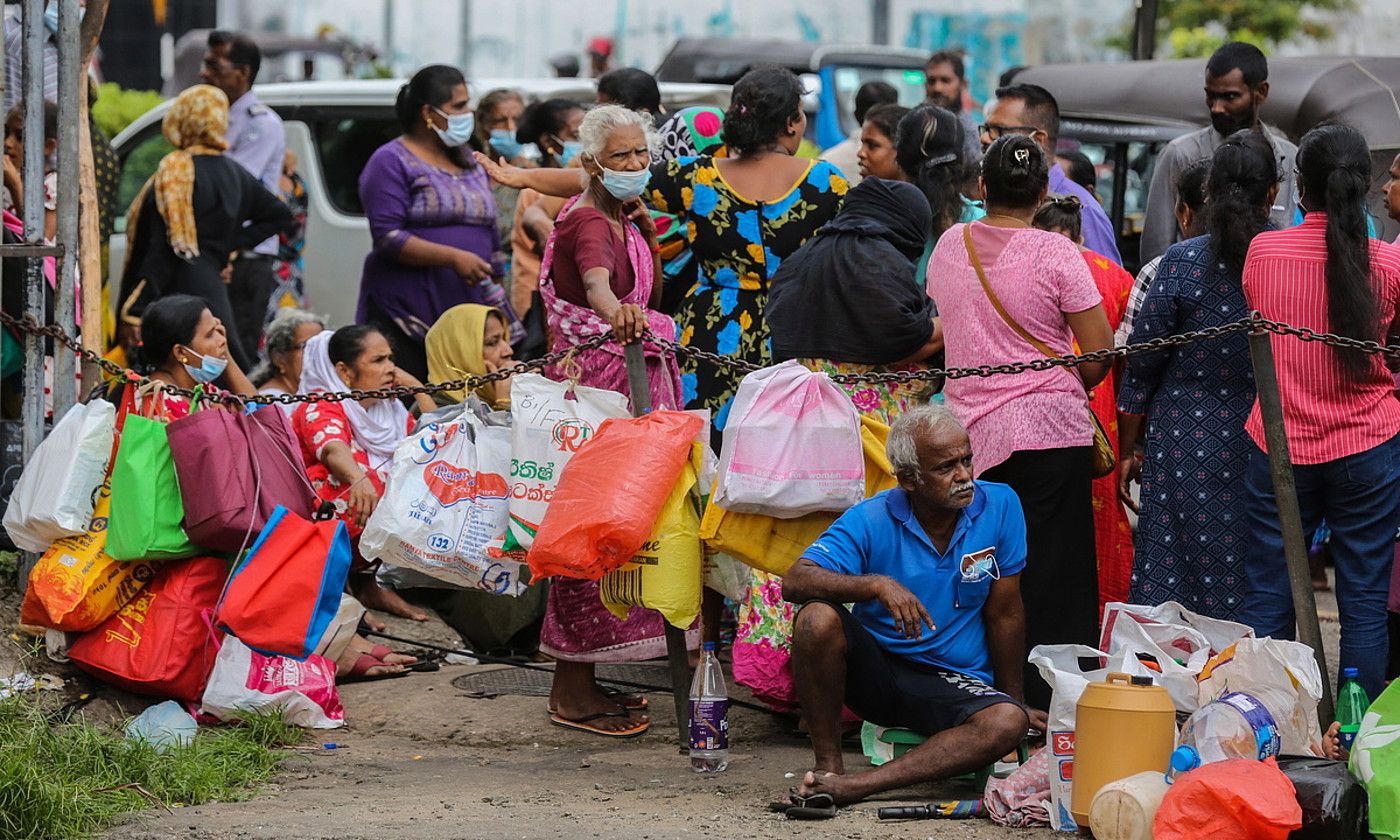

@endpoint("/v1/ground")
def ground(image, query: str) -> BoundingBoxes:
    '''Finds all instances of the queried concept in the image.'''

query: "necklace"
[982,212,1031,227]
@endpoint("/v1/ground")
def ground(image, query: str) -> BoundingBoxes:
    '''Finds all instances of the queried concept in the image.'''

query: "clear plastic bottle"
[689,641,730,773]
[1336,667,1371,752]
[1169,691,1281,779]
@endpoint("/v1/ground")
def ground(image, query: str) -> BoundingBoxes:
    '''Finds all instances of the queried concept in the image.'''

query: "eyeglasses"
[978,123,1042,140]
[201,58,242,74]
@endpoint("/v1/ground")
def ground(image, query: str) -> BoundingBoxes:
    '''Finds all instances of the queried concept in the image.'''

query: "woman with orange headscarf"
[117,84,294,369]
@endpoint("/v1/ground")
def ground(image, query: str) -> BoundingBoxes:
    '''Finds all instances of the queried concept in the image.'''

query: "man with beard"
[776,406,1038,818]
[1140,42,1298,262]
[923,49,983,166]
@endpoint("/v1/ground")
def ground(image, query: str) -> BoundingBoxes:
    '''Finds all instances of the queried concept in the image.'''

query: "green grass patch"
[0,694,303,840]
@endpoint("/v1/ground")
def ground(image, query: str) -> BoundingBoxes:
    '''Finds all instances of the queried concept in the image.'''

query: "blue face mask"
[431,107,475,148]
[489,129,522,159]
[599,165,653,201]
[556,139,583,166]
[43,1,58,34]
[181,348,228,384]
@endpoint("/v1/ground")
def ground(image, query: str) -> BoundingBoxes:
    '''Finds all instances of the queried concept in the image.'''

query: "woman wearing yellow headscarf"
[424,303,517,408]
[401,302,546,656]
[117,84,294,370]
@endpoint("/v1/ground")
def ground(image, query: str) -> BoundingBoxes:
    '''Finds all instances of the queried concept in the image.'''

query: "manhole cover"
[452,663,676,698]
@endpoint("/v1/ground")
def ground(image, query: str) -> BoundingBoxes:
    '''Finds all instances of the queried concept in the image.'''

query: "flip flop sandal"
[784,791,837,820]
[548,710,650,739]
[547,693,648,716]
[338,653,411,684]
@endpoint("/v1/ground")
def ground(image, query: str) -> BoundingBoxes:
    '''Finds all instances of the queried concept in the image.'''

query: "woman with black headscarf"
[769,177,940,420]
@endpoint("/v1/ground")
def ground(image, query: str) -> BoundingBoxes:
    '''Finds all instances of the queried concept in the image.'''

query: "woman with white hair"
[533,104,682,738]
[251,308,327,412]
[535,104,683,408]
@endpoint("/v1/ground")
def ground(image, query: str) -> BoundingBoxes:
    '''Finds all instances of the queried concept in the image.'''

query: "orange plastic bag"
[529,410,703,581]
[1154,757,1302,840]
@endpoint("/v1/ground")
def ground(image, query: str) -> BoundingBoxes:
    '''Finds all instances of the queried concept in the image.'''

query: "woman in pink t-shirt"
[926,134,1113,709]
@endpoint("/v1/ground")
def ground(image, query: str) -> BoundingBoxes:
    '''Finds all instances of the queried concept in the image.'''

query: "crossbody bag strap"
[963,224,1056,360]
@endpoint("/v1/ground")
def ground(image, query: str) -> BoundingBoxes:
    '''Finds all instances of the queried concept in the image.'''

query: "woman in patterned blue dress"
[1116,131,1278,621]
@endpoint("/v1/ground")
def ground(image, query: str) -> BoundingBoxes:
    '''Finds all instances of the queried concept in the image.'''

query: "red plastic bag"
[528,410,703,580]
[1154,757,1303,840]
[69,556,227,704]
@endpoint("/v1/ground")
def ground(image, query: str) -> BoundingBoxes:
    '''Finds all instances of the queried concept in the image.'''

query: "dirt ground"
[0,578,1342,840]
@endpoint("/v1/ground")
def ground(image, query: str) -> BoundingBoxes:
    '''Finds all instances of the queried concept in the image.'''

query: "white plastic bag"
[714,360,863,518]
[361,411,524,594]
[1101,611,1211,713]
[3,399,114,551]
[502,373,629,551]
[1030,644,1155,832]
[702,551,749,602]
[1195,637,1325,757]
[1100,600,1253,657]
[201,637,344,729]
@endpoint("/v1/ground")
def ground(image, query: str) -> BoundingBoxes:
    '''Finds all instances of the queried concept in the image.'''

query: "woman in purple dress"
[357,65,523,379]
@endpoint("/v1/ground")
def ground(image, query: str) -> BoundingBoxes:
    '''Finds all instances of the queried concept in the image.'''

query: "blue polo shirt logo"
[959,547,1000,582]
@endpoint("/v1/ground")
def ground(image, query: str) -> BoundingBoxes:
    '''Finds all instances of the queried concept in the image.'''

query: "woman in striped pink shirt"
[1242,124,1400,700]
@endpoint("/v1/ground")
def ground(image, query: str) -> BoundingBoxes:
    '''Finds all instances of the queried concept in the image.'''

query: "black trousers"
[981,445,1098,711]
[227,254,276,367]
[363,298,429,382]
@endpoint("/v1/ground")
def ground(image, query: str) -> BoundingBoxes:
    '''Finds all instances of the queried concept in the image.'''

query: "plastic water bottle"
[1169,691,1281,778]
[1336,667,1371,752]
[689,641,730,773]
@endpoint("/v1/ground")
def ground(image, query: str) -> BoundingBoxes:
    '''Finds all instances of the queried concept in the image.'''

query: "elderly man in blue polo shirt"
[781,405,1043,815]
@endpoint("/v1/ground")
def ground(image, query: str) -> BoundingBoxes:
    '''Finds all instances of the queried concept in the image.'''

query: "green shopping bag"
[1351,678,1400,837]
[106,409,199,562]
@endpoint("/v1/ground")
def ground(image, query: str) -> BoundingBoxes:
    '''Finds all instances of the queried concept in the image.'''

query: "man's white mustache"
[950,482,975,495]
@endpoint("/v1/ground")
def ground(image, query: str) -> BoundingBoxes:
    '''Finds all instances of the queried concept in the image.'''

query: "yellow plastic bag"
[20,486,162,632]
[600,446,703,630]
[700,416,896,575]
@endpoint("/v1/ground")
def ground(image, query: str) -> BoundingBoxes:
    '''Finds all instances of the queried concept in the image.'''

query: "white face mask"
[432,107,475,148]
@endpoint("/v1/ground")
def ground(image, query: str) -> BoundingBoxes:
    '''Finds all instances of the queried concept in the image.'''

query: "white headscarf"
[298,331,408,467]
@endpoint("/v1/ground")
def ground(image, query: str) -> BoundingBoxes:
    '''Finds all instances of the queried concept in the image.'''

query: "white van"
[109,78,729,329]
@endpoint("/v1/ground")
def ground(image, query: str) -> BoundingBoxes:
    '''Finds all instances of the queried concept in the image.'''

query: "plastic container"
[689,641,729,773]
[1071,672,1176,827]
[1090,771,1169,840]
[1335,667,1370,752]
[1170,691,1282,777]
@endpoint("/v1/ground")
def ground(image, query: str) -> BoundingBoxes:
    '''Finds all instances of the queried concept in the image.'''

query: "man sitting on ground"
[780,405,1044,816]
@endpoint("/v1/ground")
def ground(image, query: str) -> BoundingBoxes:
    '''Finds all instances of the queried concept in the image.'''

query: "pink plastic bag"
[715,361,863,518]
[200,636,344,729]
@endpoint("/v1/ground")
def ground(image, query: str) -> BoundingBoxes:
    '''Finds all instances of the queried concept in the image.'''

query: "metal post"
[624,341,692,752]
[1132,0,1159,60]
[21,0,47,459]
[871,0,891,46]
[1247,326,1335,726]
[52,0,78,417]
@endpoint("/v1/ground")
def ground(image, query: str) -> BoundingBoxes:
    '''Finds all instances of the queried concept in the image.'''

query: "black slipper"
[784,790,837,820]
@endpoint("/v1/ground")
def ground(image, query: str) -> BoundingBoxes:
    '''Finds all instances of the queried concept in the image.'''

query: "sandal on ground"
[339,653,411,684]
[783,790,837,820]
[548,710,650,738]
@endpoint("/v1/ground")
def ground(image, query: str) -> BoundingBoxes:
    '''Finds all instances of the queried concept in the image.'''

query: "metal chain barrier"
[0,309,608,406]
[5,308,1400,400]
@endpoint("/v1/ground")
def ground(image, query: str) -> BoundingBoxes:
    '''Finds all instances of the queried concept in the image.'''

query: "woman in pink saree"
[533,105,684,738]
